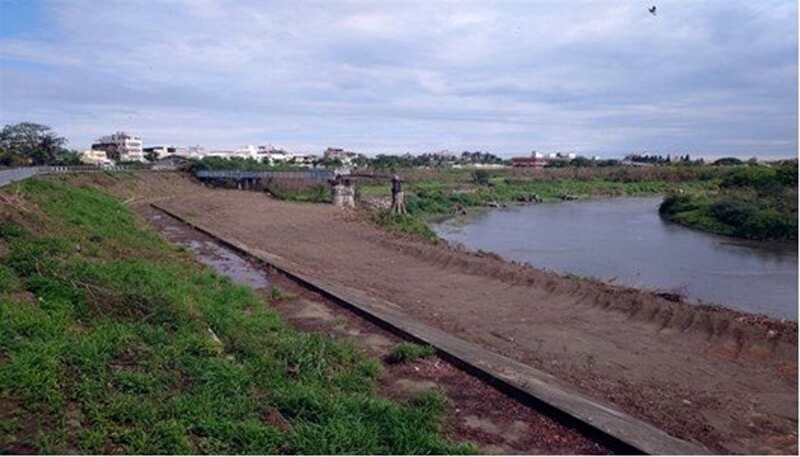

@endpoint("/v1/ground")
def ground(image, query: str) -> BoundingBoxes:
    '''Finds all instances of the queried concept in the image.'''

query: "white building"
[204,150,236,159]
[80,149,113,166]
[234,145,259,159]
[178,146,205,159]
[257,145,293,164]
[91,132,144,162]
[142,146,172,160]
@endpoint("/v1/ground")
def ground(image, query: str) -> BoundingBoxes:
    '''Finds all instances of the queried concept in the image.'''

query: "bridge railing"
[195,169,336,181]
[0,164,182,187]
[0,167,41,187]
[0,164,343,188]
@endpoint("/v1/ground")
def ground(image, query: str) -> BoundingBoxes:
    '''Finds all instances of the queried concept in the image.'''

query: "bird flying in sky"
[649,5,657,16]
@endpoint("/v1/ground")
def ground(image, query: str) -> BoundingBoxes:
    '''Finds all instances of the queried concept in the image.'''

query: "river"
[434,197,798,320]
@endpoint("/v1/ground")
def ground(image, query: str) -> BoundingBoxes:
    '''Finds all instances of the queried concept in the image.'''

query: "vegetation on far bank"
[360,162,798,243]
[0,178,473,454]
[360,165,724,220]
[659,161,798,241]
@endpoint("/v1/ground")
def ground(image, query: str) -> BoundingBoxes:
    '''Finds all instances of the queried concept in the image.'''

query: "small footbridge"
[196,169,406,212]
[0,165,406,213]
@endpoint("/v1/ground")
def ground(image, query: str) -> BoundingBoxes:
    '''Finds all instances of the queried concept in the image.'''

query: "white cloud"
[0,0,796,157]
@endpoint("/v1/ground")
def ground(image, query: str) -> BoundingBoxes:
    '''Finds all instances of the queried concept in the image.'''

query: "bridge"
[195,169,336,181]
[0,165,407,213]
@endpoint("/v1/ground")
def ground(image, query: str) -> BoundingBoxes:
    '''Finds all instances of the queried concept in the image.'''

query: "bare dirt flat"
[70,173,798,454]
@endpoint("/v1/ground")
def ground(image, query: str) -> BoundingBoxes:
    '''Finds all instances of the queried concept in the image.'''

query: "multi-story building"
[91,132,144,162]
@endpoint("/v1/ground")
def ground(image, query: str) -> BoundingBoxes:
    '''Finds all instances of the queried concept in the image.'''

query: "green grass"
[388,343,436,364]
[368,211,437,240]
[266,183,330,204]
[268,286,291,302]
[0,178,474,454]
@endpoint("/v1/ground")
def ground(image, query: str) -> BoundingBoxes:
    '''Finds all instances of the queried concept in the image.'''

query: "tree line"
[0,122,81,167]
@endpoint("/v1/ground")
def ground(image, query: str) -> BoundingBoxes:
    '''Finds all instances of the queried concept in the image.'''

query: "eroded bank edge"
[150,202,709,456]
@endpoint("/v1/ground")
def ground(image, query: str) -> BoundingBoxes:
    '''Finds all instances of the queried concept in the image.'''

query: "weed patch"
[388,342,436,363]
[0,178,472,454]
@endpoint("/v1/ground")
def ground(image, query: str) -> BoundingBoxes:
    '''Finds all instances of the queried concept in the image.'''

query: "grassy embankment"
[358,166,724,239]
[659,161,798,241]
[0,178,473,454]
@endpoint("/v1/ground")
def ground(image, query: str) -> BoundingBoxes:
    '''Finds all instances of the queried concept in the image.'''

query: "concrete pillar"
[391,175,406,214]
[344,181,355,208]
[331,181,356,208]
[391,191,406,214]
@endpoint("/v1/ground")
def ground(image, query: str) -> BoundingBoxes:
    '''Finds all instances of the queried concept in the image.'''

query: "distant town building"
[511,151,548,168]
[91,132,144,162]
[511,156,547,168]
[204,150,236,159]
[257,145,292,164]
[80,149,113,166]
[234,145,259,159]
[143,146,176,160]
[179,146,205,159]
[291,154,318,166]
[323,147,357,165]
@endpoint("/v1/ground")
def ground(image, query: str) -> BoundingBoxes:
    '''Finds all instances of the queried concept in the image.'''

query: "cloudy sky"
[0,0,797,158]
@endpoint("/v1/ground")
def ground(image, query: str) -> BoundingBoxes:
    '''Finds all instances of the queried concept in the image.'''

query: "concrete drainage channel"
[149,203,708,455]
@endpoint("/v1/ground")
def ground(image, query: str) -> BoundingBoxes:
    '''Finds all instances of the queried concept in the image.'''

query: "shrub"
[388,342,436,363]
[658,194,698,216]
[721,165,779,191]
[471,169,490,186]
[712,157,743,166]
[369,211,437,240]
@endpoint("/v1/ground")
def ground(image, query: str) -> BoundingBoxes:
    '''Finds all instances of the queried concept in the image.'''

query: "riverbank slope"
[85,172,796,454]
[0,177,474,454]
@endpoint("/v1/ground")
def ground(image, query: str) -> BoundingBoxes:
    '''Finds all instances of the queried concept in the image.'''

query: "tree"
[0,122,68,166]
[144,149,159,162]
[712,157,743,166]
[54,150,83,166]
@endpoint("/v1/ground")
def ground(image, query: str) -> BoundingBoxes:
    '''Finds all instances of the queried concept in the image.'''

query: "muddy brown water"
[149,211,270,290]
[435,197,798,320]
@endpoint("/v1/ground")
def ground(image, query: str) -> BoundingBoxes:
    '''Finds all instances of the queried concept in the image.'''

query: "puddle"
[146,208,269,290]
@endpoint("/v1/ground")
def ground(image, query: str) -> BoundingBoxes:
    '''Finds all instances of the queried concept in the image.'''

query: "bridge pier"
[391,175,406,215]
[331,178,355,209]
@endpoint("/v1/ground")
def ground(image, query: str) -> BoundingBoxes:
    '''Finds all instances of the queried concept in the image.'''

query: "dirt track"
[71,173,798,454]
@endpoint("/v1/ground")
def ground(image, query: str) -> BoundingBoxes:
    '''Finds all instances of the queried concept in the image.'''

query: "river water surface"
[434,197,798,320]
